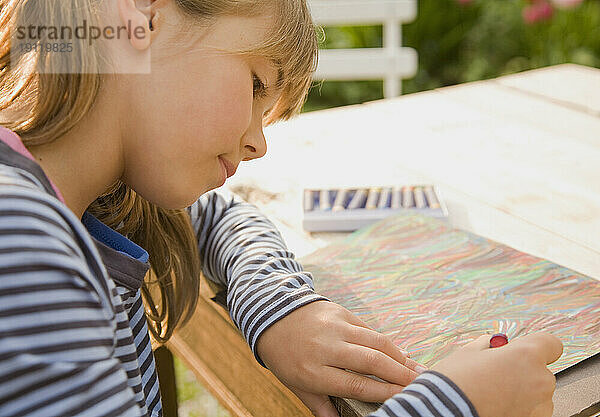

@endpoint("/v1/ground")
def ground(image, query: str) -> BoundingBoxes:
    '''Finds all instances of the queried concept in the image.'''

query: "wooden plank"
[430,82,600,257]
[495,64,600,117]
[168,337,253,417]
[168,275,313,417]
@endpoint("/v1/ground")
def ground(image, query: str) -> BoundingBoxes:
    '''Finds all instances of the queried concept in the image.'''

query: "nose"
[242,124,267,161]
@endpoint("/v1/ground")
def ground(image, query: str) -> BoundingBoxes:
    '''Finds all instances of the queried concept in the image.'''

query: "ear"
[117,0,153,51]
[148,7,162,44]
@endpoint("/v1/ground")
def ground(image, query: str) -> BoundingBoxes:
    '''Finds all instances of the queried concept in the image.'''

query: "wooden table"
[167,64,600,417]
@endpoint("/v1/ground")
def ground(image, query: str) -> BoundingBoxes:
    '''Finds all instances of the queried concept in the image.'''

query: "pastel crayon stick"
[489,333,509,348]
[365,187,380,210]
[332,189,348,212]
[391,186,402,209]
[347,189,368,209]
[319,189,331,210]
[424,186,440,209]
[401,186,414,208]
[378,187,392,209]
[304,190,314,212]
[414,186,426,208]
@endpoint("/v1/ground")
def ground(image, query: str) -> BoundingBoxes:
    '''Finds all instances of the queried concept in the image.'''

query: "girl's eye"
[252,74,268,99]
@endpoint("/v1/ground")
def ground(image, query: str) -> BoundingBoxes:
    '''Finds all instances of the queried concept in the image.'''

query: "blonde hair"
[0,0,318,344]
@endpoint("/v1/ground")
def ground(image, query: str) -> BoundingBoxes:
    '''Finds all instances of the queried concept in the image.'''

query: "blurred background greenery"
[303,0,600,112]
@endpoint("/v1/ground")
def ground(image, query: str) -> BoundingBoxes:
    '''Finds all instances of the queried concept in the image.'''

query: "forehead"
[194,14,280,79]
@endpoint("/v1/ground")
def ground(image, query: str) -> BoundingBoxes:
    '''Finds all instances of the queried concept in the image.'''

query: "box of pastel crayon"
[302,185,448,232]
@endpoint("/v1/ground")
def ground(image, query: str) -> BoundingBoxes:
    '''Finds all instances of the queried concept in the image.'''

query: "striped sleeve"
[368,371,480,417]
[186,188,329,366]
[0,186,141,416]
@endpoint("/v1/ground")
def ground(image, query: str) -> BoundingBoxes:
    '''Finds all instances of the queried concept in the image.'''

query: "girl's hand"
[255,300,427,417]
[432,332,563,417]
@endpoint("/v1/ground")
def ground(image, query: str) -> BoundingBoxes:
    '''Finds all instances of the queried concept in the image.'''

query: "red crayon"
[489,333,509,348]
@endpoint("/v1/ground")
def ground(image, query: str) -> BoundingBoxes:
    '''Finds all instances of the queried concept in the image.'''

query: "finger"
[530,401,554,417]
[512,332,563,365]
[323,366,405,403]
[462,333,494,351]
[342,309,374,331]
[404,357,427,373]
[335,343,419,387]
[342,312,412,356]
[346,326,409,365]
[346,326,418,368]
[291,387,339,417]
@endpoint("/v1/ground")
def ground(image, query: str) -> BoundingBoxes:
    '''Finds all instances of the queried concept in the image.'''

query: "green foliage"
[174,356,201,404]
[174,356,232,417]
[303,0,600,110]
[303,79,383,112]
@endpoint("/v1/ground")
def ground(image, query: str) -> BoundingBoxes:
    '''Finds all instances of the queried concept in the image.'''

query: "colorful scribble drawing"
[299,213,600,373]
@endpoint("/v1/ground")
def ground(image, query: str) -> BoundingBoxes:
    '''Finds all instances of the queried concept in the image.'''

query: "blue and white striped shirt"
[0,127,478,417]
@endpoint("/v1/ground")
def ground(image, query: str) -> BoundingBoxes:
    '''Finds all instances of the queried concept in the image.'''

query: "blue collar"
[81,211,149,263]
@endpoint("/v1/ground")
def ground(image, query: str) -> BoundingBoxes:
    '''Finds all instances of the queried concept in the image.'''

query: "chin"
[168,193,205,210]
[126,176,215,210]
[133,188,201,211]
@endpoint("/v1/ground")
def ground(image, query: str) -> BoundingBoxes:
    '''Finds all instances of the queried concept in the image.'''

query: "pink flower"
[523,0,554,23]
[550,0,583,9]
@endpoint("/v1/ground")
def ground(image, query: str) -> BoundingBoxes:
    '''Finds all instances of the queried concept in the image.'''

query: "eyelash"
[252,74,268,99]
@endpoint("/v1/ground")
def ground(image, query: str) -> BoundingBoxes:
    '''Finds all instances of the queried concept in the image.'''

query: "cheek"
[122,57,254,208]
[188,70,253,144]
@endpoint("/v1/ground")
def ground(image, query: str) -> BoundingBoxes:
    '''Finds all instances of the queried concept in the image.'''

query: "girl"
[0,0,561,416]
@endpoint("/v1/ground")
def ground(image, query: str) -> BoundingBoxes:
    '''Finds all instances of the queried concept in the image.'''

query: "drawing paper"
[299,213,600,373]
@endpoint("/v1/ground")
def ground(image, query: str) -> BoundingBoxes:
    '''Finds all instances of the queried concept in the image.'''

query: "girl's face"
[120,10,281,209]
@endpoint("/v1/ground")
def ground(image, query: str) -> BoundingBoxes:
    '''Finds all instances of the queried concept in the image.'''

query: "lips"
[219,156,237,178]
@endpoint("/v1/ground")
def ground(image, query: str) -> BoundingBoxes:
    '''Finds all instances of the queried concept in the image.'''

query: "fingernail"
[415,365,428,374]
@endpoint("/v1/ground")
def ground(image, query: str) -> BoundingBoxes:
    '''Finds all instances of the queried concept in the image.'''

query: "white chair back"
[308,0,418,97]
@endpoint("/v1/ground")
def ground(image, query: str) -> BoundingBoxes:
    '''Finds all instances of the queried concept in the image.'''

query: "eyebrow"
[262,63,284,121]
